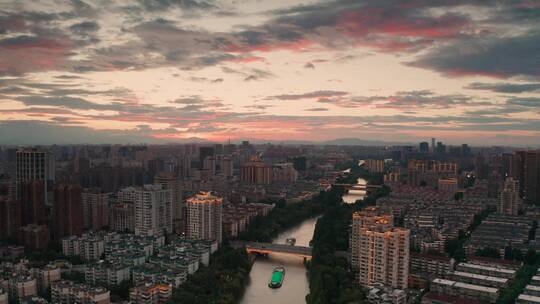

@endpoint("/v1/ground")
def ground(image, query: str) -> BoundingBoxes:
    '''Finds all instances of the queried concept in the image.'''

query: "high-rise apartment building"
[0,197,21,239]
[110,202,134,233]
[15,149,54,205]
[118,185,172,237]
[54,184,83,239]
[272,163,298,183]
[419,142,429,153]
[16,149,55,185]
[82,188,109,231]
[154,172,183,220]
[365,159,385,173]
[221,156,233,177]
[350,207,409,290]
[198,147,214,169]
[240,156,273,184]
[186,192,223,244]
[19,180,46,226]
[498,177,522,215]
[358,227,410,290]
[351,207,394,270]
[20,223,50,250]
[203,156,216,175]
[514,151,540,204]
[407,160,458,187]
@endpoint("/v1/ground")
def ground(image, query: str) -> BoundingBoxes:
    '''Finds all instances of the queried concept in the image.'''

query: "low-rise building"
[7,275,38,302]
[131,265,187,288]
[438,178,458,193]
[32,264,61,293]
[447,270,509,288]
[20,296,49,303]
[466,214,533,255]
[367,284,406,304]
[455,262,516,279]
[85,261,131,287]
[410,253,454,278]
[129,282,172,304]
[523,284,540,297]
[517,294,540,304]
[421,292,483,304]
[430,278,499,303]
[51,280,110,304]
[62,233,105,261]
[19,225,50,250]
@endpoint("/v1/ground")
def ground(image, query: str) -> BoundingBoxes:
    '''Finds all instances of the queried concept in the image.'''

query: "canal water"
[240,174,367,303]
[342,177,367,204]
[240,217,318,304]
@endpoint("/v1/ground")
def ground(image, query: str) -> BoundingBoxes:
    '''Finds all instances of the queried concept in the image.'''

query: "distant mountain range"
[194,137,415,146]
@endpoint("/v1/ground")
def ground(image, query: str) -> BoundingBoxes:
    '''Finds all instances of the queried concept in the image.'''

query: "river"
[240,217,318,304]
[341,177,367,204]
[240,171,366,303]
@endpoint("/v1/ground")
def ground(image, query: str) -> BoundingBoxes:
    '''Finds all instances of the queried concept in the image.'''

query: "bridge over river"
[241,242,313,260]
[332,183,382,192]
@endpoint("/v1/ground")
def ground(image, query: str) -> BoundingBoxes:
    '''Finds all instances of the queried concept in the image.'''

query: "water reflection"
[240,217,318,304]
[342,177,367,204]
[241,165,366,303]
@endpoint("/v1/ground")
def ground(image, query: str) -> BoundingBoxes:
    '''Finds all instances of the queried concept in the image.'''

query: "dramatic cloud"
[412,32,540,78]
[507,97,540,108]
[0,35,73,75]
[466,82,540,93]
[267,90,348,100]
[0,0,539,145]
[69,21,100,34]
[267,90,485,110]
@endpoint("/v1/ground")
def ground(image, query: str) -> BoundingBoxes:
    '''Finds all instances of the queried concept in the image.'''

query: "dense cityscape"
[0,142,538,304]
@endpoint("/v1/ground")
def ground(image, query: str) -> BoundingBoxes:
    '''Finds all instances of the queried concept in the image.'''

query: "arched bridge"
[332,183,382,192]
[244,242,312,260]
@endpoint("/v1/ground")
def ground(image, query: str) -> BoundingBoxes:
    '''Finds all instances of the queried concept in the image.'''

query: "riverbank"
[170,185,347,304]
[240,217,320,304]
[237,189,344,243]
[307,161,390,304]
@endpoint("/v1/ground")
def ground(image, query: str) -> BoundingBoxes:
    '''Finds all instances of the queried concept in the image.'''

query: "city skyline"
[0,0,539,146]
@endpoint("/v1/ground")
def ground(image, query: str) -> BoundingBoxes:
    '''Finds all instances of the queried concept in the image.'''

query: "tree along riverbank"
[307,162,390,304]
[170,178,354,303]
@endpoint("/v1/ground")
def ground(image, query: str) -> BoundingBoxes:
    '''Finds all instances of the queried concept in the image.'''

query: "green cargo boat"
[268,266,286,288]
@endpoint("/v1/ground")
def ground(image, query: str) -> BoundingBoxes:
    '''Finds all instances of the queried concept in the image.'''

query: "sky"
[0,0,539,146]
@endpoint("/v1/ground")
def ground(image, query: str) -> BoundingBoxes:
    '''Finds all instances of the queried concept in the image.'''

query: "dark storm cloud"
[466,82,540,93]
[0,120,182,145]
[267,90,348,100]
[463,107,529,116]
[172,95,225,108]
[507,97,540,108]
[138,0,216,11]
[17,96,122,111]
[0,0,538,78]
[69,21,100,34]
[267,90,483,109]
[411,31,540,78]
[374,91,479,109]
